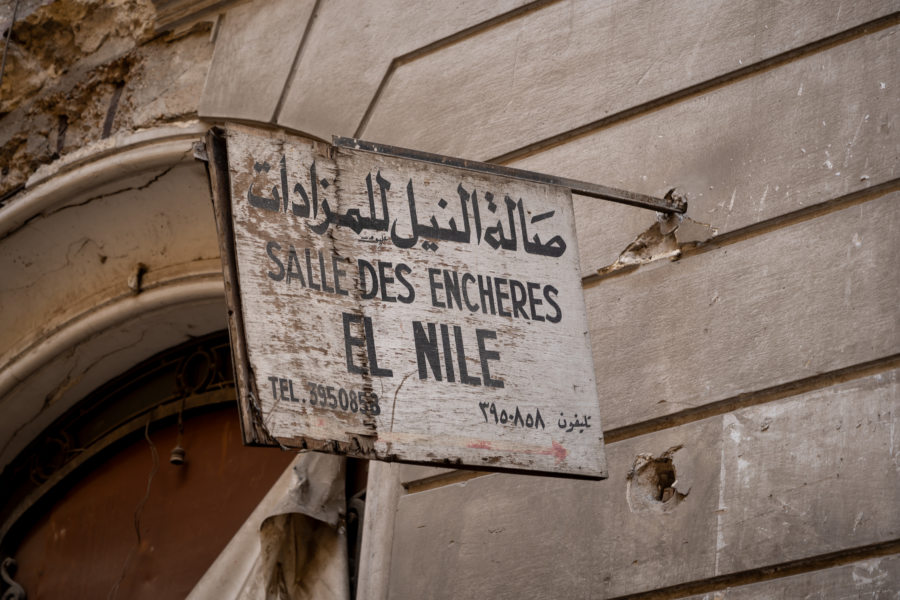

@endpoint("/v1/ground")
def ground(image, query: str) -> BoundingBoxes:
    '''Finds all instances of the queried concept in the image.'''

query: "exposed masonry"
[626,445,689,514]
[0,0,212,201]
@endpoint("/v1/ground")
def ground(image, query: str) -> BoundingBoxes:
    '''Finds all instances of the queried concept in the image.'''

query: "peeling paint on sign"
[208,124,607,479]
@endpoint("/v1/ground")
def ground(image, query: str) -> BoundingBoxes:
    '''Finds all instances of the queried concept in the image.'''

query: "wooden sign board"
[207,124,607,479]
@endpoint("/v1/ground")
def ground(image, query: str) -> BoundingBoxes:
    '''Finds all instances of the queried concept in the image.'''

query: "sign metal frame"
[332,136,687,215]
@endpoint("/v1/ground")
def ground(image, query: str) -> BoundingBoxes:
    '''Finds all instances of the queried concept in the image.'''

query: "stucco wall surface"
[0,0,897,598]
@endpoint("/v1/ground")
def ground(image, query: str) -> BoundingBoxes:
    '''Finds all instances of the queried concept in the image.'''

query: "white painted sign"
[209,124,607,479]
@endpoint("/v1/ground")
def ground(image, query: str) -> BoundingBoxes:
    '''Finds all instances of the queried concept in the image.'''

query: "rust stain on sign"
[208,124,607,480]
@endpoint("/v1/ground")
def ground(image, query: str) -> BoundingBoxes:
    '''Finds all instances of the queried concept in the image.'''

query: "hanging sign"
[206,124,637,479]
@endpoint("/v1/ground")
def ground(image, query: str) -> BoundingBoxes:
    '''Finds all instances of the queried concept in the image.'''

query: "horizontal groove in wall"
[582,179,900,288]
[391,0,560,67]
[676,181,900,259]
[403,354,900,493]
[603,353,900,445]
[490,11,900,165]
[610,540,900,600]
[403,469,486,494]
[399,356,900,595]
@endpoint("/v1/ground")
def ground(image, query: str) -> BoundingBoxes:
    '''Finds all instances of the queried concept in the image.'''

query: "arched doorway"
[1,332,294,598]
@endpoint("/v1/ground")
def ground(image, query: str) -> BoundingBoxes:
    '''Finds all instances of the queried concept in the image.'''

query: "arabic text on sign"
[246,156,568,257]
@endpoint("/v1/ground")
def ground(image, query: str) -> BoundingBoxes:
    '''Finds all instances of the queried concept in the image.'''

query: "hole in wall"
[626,445,688,514]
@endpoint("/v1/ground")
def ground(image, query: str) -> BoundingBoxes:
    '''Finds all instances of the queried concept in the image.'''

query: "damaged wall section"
[0,0,214,202]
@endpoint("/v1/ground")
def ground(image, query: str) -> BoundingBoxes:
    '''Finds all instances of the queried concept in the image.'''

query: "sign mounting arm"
[332,136,687,215]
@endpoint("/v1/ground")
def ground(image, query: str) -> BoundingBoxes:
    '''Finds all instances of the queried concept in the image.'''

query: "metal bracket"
[1,558,25,600]
[192,140,209,162]
[347,490,366,599]
[333,136,687,215]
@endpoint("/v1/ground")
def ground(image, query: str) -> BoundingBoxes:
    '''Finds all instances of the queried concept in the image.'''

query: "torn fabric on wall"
[187,452,350,600]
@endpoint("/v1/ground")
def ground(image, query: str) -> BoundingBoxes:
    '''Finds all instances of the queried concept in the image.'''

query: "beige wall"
[203,1,900,597]
[1,0,897,597]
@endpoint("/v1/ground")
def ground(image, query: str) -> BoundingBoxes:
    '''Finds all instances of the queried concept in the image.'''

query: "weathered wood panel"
[363,0,897,161]
[512,24,900,274]
[387,371,900,599]
[199,0,316,123]
[274,0,530,139]
[220,125,605,477]
[587,192,900,431]
[683,555,900,599]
